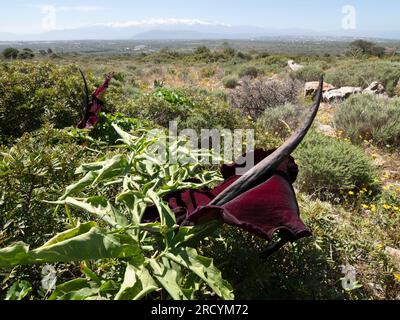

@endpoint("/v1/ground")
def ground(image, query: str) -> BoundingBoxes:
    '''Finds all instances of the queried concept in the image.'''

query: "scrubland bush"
[325,60,400,95]
[257,103,305,139]
[238,66,259,79]
[119,87,241,132]
[0,62,84,141]
[294,131,380,197]
[222,76,239,89]
[334,94,400,147]
[291,64,324,82]
[0,62,126,143]
[230,77,302,120]
[0,126,90,247]
[200,66,217,78]
[2,48,19,59]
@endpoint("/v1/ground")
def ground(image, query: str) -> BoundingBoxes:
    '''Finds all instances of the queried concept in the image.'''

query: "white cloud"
[95,18,231,28]
[38,5,105,13]
[56,6,105,13]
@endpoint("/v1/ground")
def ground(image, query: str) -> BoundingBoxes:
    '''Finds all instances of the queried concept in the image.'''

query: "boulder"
[395,79,400,96]
[323,87,362,102]
[288,60,303,72]
[363,81,386,95]
[304,81,335,97]
[318,124,336,137]
[385,247,400,270]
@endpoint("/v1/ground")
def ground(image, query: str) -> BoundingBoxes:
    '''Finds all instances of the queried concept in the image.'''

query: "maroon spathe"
[78,74,113,129]
[152,150,311,243]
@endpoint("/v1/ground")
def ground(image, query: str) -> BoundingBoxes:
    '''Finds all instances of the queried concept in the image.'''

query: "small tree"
[2,47,19,59]
[349,40,385,57]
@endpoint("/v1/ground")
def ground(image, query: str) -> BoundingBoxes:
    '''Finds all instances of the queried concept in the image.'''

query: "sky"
[1,0,400,37]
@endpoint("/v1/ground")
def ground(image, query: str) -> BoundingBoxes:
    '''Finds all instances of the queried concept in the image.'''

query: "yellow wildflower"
[348,191,355,196]
[383,204,392,210]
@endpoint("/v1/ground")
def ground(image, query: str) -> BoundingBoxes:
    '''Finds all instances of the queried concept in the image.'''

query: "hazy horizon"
[1,1,400,41]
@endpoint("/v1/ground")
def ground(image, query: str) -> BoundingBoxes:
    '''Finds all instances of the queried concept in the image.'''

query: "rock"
[288,60,303,72]
[363,81,386,95]
[395,79,400,96]
[385,247,400,270]
[323,87,362,102]
[304,81,335,97]
[318,124,336,137]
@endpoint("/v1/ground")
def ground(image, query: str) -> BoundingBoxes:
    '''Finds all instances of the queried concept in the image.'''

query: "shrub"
[200,66,216,78]
[349,40,386,57]
[2,48,19,59]
[120,88,242,132]
[334,94,400,147]
[0,126,91,247]
[291,65,324,82]
[222,76,239,89]
[238,66,259,79]
[0,62,125,143]
[294,131,380,197]
[18,49,34,60]
[230,77,302,120]
[0,62,85,141]
[257,103,305,139]
[325,60,400,96]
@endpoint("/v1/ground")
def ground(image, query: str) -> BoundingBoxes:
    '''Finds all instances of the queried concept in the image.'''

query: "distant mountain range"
[1,21,400,42]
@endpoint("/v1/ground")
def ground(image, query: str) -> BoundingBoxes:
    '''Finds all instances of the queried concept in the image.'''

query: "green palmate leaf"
[165,247,234,300]
[50,197,129,228]
[0,223,141,268]
[117,191,147,225]
[147,190,176,229]
[149,258,189,300]
[80,263,102,286]
[171,222,222,248]
[49,279,89,300]
[99,280,120,294]
[5,280,32,300]
[60,155,126,199]
[54,287,100,300]
[112,123,138,146]
[115,260,159,300]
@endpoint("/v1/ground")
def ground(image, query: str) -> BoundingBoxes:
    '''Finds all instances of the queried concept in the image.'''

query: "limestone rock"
[288,60,303,72]
[385,247,400,270]
[318,124,336,137]
[363,81,386,95]
[323,87,362,102]
[304,81,335,97]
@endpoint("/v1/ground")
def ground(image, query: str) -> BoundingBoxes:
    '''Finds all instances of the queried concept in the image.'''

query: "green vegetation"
[295,131,380,198]
[349,40,386,57]
[325,60,400,95]
[257,103,305,139]
[0,42,400,300]
[335,94,400,148]
[222,76,239,89]
[2,47,19,59]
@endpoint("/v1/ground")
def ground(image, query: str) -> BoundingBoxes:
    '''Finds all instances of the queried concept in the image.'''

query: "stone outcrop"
[323,86,362,102]
[385,247,400,270]
[318,124,336,137]
[363,81,386,95]
[304,81,335,97]
[288,60,303,72]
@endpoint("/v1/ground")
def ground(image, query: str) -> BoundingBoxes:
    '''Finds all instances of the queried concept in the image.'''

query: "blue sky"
[1,0,400,35]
